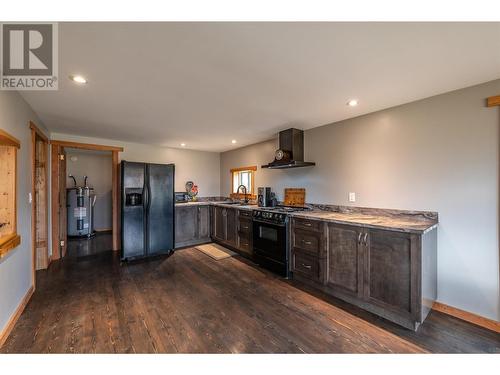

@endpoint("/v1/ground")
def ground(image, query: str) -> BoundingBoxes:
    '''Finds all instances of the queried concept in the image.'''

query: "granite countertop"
[290,210,438,234]
[175,199,437,234]
[210,202,256,211]
[175,201,256,211]
[174,201,213,206]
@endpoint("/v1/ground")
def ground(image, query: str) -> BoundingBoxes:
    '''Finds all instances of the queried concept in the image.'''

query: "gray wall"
[221,79,500,321]
[66,149,113,231]
[0,92,49,335]
[52,133,221,197]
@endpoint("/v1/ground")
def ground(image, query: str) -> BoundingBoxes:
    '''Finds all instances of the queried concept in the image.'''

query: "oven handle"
[252,219,286,227]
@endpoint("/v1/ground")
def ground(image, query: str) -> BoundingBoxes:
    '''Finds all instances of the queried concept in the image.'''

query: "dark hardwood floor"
[1,233,499,353]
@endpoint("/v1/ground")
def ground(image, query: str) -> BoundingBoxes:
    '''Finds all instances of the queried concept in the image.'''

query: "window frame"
[230,166,257,200]
[0,129,21,258]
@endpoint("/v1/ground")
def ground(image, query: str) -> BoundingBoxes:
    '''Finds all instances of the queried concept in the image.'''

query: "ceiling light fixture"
[180,143,186,147]
[231,140,237,144]
[347,99,358,107]
[69,75,88,84]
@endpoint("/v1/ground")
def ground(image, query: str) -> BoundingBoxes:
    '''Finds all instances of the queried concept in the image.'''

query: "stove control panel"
[253,210,287,224]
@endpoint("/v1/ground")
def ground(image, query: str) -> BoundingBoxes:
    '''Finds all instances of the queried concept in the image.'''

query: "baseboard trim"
[432,302,500,333]
[0,284,34,348]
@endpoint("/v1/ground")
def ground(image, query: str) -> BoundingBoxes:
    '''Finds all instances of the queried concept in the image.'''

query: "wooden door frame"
[50,140,123,259]
[30,121,49,285]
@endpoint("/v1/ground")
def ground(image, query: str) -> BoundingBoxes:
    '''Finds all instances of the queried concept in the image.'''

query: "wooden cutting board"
[284,188,306,207]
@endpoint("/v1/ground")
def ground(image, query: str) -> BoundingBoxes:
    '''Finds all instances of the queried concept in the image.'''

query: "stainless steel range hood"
[261,128,315,169]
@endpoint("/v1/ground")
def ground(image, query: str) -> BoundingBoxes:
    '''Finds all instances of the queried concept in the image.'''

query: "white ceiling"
[21,22,500,152]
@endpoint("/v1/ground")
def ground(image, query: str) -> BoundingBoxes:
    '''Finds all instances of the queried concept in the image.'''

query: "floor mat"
[195,243,236,260]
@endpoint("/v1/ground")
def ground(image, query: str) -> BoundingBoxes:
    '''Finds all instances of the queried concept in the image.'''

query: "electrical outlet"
[348,192,356,202]
[28,192,32,203]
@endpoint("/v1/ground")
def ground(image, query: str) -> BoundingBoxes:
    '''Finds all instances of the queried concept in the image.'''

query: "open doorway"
[30,122,49,273]
[65,148,113,256]
[50,140,122,260]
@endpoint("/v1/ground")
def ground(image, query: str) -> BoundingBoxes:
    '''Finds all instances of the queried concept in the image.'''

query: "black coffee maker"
[257,187,272,207]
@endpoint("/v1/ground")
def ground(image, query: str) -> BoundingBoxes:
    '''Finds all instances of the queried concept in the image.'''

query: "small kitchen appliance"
[257,187,272,207]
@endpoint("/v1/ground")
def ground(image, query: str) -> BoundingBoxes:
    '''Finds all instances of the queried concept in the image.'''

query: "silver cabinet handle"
[242,226,249,229]
[301,263,312,270]
[363,233,368,245]
[301,239,312,245]
[358,232,362,245]
[304,222,312,227]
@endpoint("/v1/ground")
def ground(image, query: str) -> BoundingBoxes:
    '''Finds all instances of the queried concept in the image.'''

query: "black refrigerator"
[121,161,175,260]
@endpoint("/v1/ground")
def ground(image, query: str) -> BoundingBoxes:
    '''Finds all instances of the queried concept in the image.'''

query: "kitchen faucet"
[237,184,249,204]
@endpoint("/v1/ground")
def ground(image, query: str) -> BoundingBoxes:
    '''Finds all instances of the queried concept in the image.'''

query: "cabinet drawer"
[238,217,252,233]
[293,217,322,232]
[292,250,321,281]
[239,209,252,218]
[238,233,252,254]
[292,228,324,257]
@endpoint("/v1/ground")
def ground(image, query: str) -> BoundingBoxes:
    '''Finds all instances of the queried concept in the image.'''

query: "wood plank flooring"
[1,234,499,353]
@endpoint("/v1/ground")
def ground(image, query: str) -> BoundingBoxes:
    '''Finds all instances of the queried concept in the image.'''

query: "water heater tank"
[67,187,96,237]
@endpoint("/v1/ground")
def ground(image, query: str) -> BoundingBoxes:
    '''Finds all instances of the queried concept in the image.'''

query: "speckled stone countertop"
[174,201,213,206]
[290,206,438,234]
[174,200,438,234]
[175,201,256,211]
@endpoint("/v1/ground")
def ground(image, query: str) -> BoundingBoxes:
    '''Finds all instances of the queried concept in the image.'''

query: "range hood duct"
[261,128,315,169]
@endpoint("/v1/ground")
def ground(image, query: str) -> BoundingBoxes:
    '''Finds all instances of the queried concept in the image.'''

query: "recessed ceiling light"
[180,143,186,147]
[347,99,358,107]
[69,75,88,84]
[231,140,237,144]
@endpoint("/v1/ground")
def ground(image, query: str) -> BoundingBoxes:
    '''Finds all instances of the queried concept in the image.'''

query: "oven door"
[252,219,288,274]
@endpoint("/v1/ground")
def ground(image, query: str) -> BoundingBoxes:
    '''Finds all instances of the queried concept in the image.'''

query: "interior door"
[146,163,174,255]
[33,135,49,269]
[59,148,67,257]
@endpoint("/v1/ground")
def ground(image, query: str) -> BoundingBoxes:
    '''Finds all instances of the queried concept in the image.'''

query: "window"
[230,166,257,199]
[0,129,21,258]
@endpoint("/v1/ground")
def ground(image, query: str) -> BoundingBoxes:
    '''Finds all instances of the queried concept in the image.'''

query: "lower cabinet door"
[326,224,364,297]
[225,208,237,246]
[213,206,226,241]
[197,205,210,241]
[175,206,198,247]
[364,229,415,318]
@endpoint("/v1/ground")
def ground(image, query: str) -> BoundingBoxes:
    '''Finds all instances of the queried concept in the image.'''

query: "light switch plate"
[348,192,356,202]
[28,192,32,203]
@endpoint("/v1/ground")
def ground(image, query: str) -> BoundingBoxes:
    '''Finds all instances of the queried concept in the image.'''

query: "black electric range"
[252,205,310,277]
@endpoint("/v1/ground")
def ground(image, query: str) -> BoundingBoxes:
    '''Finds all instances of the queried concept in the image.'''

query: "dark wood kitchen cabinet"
[363,229,417,322]
[225,207,237,247]
[291,218,437,330]
[213,206,226,241]
[211,206,253,257]
[175,204,211,248]
[325,224,364,298]
[211,206,237,247]
[237,210,253,257]
[290,218,325,282]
